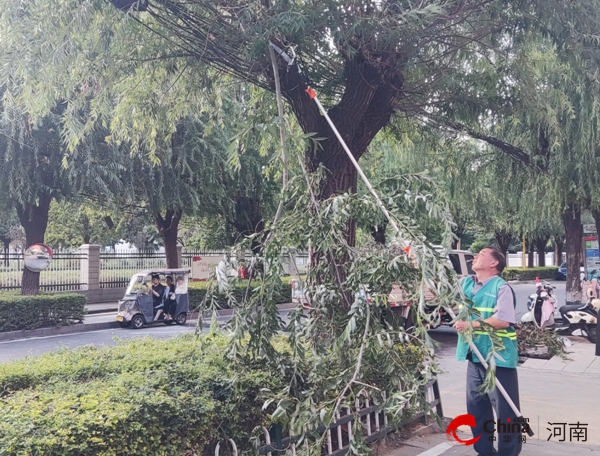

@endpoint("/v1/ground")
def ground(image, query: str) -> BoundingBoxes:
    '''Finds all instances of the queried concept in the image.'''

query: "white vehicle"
[291,249,475,328]
[520,275,598,344]
[388,250,474,328]
[519,279,557,329]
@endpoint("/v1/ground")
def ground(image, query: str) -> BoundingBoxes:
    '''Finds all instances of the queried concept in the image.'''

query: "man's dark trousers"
[467,360,523,455]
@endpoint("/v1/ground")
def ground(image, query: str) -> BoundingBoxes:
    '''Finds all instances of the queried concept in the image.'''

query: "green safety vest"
[455,276,518,369]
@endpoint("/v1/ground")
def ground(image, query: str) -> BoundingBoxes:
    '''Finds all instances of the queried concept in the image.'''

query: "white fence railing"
[215,379,443,456]
[0,250,87,291]
[0,247,310,292]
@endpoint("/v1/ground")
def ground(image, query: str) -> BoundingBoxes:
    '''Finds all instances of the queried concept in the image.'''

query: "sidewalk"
[520,337,600,374]
[397,333,600,455]
[385,430,599,456]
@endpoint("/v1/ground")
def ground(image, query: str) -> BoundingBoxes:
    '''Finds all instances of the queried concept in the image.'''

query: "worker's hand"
[453,321,469,333]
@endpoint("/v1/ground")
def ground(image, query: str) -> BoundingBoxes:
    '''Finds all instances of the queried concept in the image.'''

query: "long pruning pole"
[307,84,534,435]
[271,41,534,433]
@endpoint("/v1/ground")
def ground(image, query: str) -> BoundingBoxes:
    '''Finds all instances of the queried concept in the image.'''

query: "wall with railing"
[0,250,87,292]
[0,245,308,303]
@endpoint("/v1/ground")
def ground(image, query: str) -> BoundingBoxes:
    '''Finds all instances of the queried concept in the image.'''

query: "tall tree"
[0,210,20,266]
[430,25,600,301]
[112,119,224,267]
[0,102,120,294]
[3,0,588,240]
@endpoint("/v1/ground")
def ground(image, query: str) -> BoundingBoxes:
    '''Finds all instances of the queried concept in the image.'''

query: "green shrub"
[189,276,293,309]
[0,334,284,455]
[0,294,86,332]
[502,267,558,281]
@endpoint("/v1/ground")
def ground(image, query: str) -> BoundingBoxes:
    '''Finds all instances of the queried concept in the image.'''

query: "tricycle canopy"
[125,269,190,296]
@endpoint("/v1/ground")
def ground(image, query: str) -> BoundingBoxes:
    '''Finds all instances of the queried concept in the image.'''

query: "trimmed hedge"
[0,294,86,332]
[502,267,559,281]
[189,276,293,309]
[0,335,283,455]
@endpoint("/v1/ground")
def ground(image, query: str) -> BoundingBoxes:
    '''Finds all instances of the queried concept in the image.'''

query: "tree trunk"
[563,205,582,304]
[451,221,466,250]
[232,195,265,255]
[15,195,52,295]
[527,241,535,268]
[155,209,182,268]
[554,236,564,266]
[274,49,401,311]
[593,209,600,243]
[3,239,10,267]
[494,230,512,258]
[535,237,549,267]
[277,50,401,248]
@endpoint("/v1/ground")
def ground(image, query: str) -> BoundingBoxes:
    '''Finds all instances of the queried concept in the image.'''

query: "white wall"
[507,253,565,268]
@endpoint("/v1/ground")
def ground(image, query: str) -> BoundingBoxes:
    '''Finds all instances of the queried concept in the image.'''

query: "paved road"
[0,281,566,364]
[0,310,293,363]
[0,324,198,363]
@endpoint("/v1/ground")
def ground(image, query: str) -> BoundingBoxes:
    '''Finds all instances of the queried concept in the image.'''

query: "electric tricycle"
[116,269,190,329]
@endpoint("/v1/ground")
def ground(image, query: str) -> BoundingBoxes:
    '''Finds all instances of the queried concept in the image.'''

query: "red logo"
[446,414,481,446]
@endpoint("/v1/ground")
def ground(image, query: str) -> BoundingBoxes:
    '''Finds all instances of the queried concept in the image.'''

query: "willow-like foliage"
[197,166,503,453]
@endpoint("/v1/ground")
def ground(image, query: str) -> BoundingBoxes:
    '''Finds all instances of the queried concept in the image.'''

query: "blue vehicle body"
[556,262,567,280]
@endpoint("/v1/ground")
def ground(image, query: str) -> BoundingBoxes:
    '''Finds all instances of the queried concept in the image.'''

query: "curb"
[86,308,118,315]
[0,322,121,342]
[0,303,298,343]
[507,280,557,285]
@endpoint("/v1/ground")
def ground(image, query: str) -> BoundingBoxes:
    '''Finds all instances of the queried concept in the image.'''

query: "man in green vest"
[454,247,522,455]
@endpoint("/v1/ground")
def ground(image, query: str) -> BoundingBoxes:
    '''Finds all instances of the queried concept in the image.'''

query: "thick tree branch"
[271,49,320,134]
[352,84,400,157]
[329,54,382,136]
[437,119,533,167]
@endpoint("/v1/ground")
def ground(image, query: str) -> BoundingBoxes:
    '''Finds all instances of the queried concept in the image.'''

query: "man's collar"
[473,274,499,285]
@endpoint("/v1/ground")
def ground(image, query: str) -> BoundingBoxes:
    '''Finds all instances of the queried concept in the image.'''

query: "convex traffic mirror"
[24,244,53,272]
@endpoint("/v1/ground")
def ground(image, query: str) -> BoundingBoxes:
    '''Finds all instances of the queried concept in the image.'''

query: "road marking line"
[0,326,196,345]
[416,442,453,456]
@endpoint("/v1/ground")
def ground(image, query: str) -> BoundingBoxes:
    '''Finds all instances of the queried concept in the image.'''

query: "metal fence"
[99,249,229,289]
[181,249,227,268]
[216,379,443,456]
[0,247,308,292]
[0,250,87,292]
[99,251,168,289]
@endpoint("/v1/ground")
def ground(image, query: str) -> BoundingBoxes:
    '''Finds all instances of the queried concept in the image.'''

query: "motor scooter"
[520,278,557,329]
[556,275,599,344]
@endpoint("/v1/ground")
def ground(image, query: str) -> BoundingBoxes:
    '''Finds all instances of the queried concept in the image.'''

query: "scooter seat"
[560,303,588,313]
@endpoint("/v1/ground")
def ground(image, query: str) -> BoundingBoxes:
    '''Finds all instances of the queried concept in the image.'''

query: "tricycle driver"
[151,274,166,321]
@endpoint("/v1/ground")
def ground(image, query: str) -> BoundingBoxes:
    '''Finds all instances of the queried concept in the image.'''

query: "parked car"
[556,263,591,281]
[556,262,567,280]
[291,249,475,329]
[387,249,474,327]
